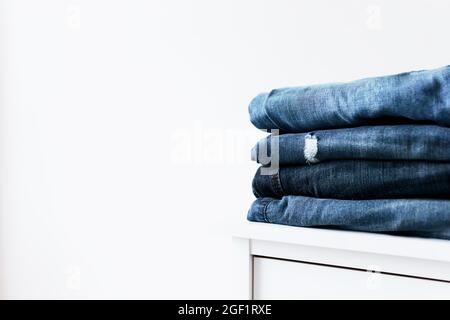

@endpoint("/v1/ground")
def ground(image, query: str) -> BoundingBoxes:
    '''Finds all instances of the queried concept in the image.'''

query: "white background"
[1,0,450,299]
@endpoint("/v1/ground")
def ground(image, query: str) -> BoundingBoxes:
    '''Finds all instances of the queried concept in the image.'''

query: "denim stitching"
[271,172,285,197]
[262,199,273,223]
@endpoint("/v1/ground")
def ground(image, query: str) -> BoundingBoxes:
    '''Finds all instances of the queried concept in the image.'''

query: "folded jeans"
[249,65,450,132]
[252,160,450,199]
[252,124,450,166]
[247,196,450,240]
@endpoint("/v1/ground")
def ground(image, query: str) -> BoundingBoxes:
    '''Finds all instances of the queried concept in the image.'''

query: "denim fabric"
[247,196,450,240]
[249,65,450,132]
[252,161,450,199]
[252,125,450,166]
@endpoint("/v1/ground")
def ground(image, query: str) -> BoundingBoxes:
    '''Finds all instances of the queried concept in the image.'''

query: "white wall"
[1,0,449,299]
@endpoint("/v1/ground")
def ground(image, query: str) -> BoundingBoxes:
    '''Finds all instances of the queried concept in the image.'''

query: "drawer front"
[253,257,450,300]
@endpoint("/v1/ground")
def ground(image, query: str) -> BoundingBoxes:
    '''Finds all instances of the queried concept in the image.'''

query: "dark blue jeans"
[247,196,450,240]
[252,125,450,166]
[252,161,450,199]
[249,65,450,132]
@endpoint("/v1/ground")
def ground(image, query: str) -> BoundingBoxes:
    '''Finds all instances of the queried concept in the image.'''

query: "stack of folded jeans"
[247,65,450,240]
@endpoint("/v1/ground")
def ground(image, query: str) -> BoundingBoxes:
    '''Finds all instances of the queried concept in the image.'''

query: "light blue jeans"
[249,65,450,132]
[248,196,450,240]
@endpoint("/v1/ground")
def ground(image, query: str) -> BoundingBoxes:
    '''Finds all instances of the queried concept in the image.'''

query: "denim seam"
[261,199,273,223]
[271,172,285,197]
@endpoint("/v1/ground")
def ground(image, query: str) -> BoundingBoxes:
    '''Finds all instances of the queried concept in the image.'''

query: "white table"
[233,222,450,299]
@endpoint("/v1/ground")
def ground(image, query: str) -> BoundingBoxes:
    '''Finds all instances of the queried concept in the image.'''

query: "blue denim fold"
[249,65,450,132]
[252,125,450,166]
[247,196,450,240]
[252,161,450,199]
